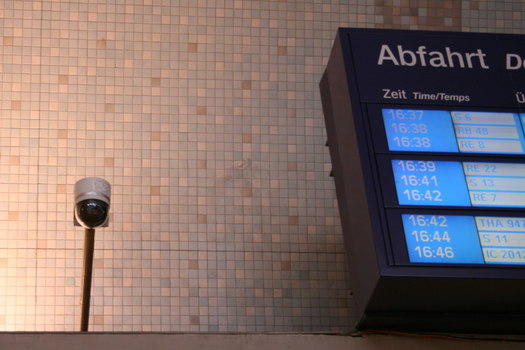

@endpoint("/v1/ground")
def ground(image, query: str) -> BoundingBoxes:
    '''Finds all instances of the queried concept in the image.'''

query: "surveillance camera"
[74,177,111,229]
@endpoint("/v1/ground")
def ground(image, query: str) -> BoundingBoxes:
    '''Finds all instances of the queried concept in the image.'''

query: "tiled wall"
[0,0,522,332]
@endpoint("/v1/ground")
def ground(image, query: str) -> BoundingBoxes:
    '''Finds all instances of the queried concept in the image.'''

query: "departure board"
[391,160,525,208]
[383,109,525,154]
[402,214,525,265]
[320,28,525,332]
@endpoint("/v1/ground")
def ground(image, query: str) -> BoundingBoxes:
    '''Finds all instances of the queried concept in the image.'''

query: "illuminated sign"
[383,109,525,154]
[320,28,525,332]
[391,160,525,208]
[401,214,525,265]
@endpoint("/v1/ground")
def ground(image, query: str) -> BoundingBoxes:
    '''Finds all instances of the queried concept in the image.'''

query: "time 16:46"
[414,246,455,259]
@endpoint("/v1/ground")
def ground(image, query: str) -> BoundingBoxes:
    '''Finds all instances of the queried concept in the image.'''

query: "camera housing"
[74,177,111,229]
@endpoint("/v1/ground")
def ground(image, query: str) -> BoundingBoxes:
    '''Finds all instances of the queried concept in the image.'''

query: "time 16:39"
[396,160,437,172]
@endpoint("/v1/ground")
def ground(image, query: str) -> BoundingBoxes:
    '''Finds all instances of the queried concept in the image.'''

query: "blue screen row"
[402,214,525,265]
[392,159,525,208]
[383,109,525,154]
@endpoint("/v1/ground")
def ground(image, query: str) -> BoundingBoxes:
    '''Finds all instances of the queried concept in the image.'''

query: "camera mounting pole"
[74,177,111,332]
[80,228,96,332]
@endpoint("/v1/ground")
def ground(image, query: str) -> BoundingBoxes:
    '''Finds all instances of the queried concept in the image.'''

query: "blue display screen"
[382,109,525,265]
[392,160,525,208]
[383,109,525,154]
[401,214,525,265]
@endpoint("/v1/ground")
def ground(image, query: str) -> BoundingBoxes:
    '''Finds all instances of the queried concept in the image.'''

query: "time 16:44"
[410,230,451,243]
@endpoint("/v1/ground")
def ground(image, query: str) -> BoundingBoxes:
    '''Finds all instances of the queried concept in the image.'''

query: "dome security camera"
[74,177,111,229]
[75,177,111,332]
